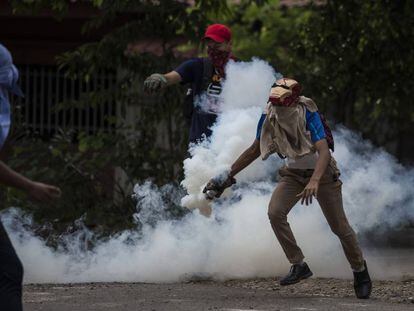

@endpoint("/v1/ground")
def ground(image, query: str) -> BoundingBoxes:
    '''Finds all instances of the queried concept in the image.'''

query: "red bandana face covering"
[268,81,301,107]
[207,46,231,77]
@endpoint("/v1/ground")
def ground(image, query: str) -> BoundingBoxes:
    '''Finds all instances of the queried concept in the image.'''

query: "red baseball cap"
[204,24,232,43]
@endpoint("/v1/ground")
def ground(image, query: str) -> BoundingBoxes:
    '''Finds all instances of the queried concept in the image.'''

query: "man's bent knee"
[331,225,355,240]
[268,209,286,225]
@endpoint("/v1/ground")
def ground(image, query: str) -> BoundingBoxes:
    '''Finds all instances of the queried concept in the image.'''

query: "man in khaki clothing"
[203,79,372,299]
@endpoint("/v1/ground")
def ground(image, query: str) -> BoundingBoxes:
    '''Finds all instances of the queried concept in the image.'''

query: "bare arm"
[297,139,331,205]
[164,71,182,86]
[0,161,61,202]
[203,139,261,199]
[229,139,261,177]
[0,161,33,191]
[311,139,331,182]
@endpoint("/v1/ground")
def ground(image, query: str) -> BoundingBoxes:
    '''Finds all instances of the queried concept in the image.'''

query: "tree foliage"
[293,0,414,154]
[5,0,414,237]
[223,0,414,158]
[5,0,267,237]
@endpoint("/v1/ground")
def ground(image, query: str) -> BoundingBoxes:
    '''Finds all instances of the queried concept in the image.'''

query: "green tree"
[224,0,414,160]
[291,0,414,159]
[5,0,267,239]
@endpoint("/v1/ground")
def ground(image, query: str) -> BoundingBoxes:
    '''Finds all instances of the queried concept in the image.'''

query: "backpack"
[319,112,335,152]
[183,58,213,127]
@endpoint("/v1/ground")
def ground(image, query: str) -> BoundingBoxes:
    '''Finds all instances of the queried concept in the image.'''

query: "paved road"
[24,280,414,311]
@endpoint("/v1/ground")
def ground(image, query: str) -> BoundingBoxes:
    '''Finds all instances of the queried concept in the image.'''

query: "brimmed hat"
[0,43,23,148]
[204,24,232,43]
[0,43,24,98]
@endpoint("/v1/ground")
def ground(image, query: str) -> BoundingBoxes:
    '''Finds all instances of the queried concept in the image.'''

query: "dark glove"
[202,172,236,200]
[143,73,167,94]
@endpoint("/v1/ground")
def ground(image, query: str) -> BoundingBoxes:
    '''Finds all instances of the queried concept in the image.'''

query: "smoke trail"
[1,59,413,284]
[181,58,279,210]
[334,128,414,230]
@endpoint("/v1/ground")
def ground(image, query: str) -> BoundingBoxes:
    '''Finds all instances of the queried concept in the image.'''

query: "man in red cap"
[144,24,235,143]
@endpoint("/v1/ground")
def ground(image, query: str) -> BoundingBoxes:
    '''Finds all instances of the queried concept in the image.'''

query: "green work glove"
[143,73,167,94]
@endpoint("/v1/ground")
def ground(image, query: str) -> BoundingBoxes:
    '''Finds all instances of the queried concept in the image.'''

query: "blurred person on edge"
[143,24,235,144]
[202,79,372,299]
[0,43,61,311]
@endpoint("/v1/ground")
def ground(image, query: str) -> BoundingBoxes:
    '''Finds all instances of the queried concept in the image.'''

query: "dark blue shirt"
[175,58,223,143]
[175,58,205,96]
[256,109,326,142]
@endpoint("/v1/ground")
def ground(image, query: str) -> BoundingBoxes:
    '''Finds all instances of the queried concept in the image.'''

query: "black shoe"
[280,262,313,286]
[353,261,372,299]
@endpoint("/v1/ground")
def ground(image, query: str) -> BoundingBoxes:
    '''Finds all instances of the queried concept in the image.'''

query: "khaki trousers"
[268,159,365,270]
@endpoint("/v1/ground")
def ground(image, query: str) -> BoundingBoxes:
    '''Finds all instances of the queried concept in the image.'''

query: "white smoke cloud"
[181,58,278,210]
[1,59,413,284]
[220,58,278,112]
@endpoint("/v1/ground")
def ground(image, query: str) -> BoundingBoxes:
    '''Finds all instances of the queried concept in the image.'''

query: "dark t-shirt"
[175,58,204,95]
[175,58,223,143]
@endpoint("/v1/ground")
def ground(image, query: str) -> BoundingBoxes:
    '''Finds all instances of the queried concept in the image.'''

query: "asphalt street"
[24,279,414,311]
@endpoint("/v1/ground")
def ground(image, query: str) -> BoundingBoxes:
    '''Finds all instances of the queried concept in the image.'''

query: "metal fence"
[11,65,117,136]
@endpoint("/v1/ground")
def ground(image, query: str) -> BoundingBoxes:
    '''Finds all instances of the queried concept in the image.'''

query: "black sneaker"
[279,262,313,286]
[353,260,372,299]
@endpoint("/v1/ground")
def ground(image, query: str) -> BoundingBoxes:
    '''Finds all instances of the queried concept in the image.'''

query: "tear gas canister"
[205,190,217,200]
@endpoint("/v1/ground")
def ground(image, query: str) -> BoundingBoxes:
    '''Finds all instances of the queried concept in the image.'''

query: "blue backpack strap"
[318,112,335,151]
